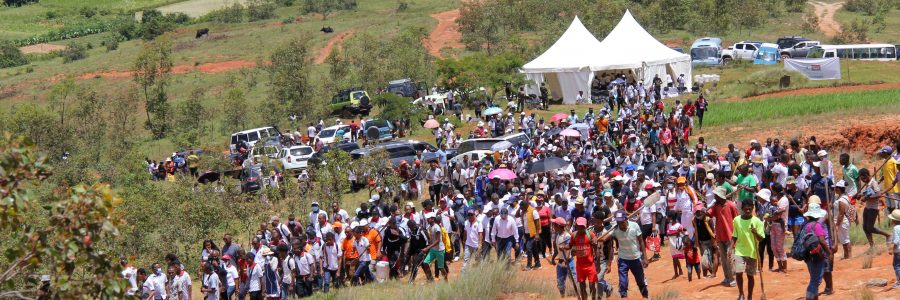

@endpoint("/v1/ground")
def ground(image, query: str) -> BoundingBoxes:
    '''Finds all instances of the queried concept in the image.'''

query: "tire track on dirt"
[315,31,354,64]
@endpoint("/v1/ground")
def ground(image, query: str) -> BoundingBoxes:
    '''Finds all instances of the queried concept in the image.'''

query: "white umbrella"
[491,141,513,151]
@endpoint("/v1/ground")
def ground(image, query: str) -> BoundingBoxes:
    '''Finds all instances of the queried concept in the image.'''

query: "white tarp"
[522,11,692,102]
[784,58,841,80]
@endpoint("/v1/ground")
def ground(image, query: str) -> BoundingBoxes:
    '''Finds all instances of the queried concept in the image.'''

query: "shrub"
[45,10,59,19]
[3,0,38,7]
[208,3,245,23]
[397,0,409,12]
[801,11,819,33]
[104,33,122,51]
[247,0,277,21]
[79,6,98,18]
[0,41,29,68]
[61,42,88,63]
[276,0,294,6]
[845,0,892,15]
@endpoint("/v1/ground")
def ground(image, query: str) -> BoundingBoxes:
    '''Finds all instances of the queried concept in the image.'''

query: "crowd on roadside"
[124,77,900,300]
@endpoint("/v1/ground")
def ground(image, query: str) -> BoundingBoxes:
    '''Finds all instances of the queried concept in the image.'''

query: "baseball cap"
[817,150,827,157]
[614,210,627,222]
[333,221,342,229]
[706,173,715,180]
[786,176,797,185]
[222,254,231,260]
[880,146,893,154]
[637,190,649,199]
[575,217,587,227]
[311,201,319,206]
[424,212,436,219]
[676,176,687,184]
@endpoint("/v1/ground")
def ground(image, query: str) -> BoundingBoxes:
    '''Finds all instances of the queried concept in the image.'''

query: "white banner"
[783,58,841,80]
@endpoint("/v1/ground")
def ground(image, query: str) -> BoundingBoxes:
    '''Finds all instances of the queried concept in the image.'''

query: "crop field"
[0,0,182,40]
[155,0,249,17]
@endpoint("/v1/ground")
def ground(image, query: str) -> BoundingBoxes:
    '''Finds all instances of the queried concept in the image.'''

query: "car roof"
[232,127,274,135]
[321,124,350,130]
[388,78,412,85]
[287,145,313,149]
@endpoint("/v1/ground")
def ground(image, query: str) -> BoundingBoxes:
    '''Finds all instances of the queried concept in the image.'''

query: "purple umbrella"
[559,128,581,137]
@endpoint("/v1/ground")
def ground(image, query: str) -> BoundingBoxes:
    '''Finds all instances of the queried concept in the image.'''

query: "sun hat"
[638,190,649,199]
[808,195,822,205]
[676,176,687,184]
[405,201,414,208]
[552,217,567,226]
[786,176,797,185]
[755,189,771,202]
[804,203,826,219]
[706,173,715,180]
[834,180,846,188]
[259,246,274,256]
[889,209,900,221]
[750,139,758,144]
[712,186,727,199]
[574,197,585,205]
[575,217,587,227]
[614,210,627,222]
[350,221,359,229]
[817,150,828,157]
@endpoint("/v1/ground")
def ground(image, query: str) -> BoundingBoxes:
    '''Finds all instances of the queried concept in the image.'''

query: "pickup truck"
[721,41,762,64]
[779,40,820,59]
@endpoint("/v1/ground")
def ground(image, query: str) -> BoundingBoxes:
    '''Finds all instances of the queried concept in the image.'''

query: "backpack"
[838,196,858,225]
[790,220,823,261]
[440,226,453,254]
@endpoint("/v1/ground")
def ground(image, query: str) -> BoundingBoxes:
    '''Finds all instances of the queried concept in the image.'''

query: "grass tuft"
[651,285,680,300]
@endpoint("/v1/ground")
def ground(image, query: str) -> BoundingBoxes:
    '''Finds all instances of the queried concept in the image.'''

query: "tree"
[308,150,352,207]
[341,27,434,91]
[222,88,248,133]
[268,38,313,119]
[302,0,357,20]
[172,88,208,148]
[107,89,139,149]
[133,36,173,139]
[436,51,525,106]
[47,77,76,127]
[0,134,126,299]
[373,93,424,125]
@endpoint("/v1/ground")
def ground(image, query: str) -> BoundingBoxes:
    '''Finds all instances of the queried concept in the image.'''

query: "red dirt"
[811,1,844,37]
[77,60,258,79]
[739,82,900,101]
[426,9,463,58]
[820,122,900,155]
[314,31,354,64]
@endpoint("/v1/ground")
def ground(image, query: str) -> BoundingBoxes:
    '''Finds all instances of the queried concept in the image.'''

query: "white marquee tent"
[522,10,692,103]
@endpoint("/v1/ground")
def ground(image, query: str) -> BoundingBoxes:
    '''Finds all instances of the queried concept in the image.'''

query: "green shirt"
[842,164,859,195]
[716,181,735,195]
[732,216,764,259]
[613,221,643,260]
[735,174,757,203]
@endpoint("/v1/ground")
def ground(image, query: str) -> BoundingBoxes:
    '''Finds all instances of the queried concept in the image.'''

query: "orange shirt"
[596,118,608,133]
[365,228,382,258]
[341,236,359,259]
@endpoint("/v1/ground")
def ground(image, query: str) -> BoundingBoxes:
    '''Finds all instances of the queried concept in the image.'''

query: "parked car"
[449,150,493,166]
[456,132,531,155]
[350,141,440,167]
[779,40,820,59]
[361,119,394,142]
[387,78,426,98]
[721,41,763,63]
[753,43,779,65]
[230,126,280,153]
[279,145,315,172]
[249,144,280,161]
[240,165,262,193]
[690,37,722,66]
[775,36,809,50]
[307,142,361,166]
[317,125,352,145]
[329,87,371,118]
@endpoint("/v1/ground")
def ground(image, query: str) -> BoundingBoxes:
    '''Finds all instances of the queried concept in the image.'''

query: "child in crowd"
[684,236,701,282]
[666,213,685,278]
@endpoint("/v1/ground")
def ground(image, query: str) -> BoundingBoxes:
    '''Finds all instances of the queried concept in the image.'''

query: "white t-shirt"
[639,203,657,225]
[281,257,293,284]
[322,243,342,271]
[292,252,315,276]
[248,263,263,292]
[148,273,167,299]
[122,266,137,295]
[355,236,371,262]
[202,273,220,300]
[430,223,445,250]
[224,264,238,287]
[464,219,483,248]
[177,272,192,300]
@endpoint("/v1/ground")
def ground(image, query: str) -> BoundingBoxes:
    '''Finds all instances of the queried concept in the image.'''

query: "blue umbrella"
[611,78,625,85]
[482,107,503,116]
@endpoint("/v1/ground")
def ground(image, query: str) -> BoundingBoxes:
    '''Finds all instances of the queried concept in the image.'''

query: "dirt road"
[18,43,66,54]
[315,31,354,64]
[810,1,844,37]
[425,9,463,58]
[78,60,258,79]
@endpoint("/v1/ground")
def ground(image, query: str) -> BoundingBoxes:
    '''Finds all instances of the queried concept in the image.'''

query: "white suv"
[279,145,315,171]
[721,42,761,63]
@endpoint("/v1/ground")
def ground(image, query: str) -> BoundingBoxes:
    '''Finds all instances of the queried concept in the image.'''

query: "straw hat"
[755,189,771,202]
[889,209,900,222]
[712,186,727,199]
[258,246,274,256]
[808,195,822,205]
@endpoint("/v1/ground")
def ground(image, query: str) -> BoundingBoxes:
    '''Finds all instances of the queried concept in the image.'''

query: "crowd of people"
[125,77,900,300]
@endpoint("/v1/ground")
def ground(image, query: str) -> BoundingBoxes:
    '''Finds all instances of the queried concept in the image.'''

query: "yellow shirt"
[883,157,900,193]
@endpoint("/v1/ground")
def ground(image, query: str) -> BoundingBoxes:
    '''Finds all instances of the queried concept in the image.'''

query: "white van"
[230,127,279,153]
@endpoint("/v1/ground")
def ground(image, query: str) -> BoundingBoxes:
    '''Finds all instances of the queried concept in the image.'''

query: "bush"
[61,42,88,63]
[80,6,98,18]
[801,10,819,33]
[13,19,130,47]
[3,0,38,7]
[45,10,59,19]
[208,3,245,23]
[247,0,277,21]
[397,0,409,12]
[845,0,892,15]
[104,33,122,51]
[0,41,29,68]
[276,0,294,6]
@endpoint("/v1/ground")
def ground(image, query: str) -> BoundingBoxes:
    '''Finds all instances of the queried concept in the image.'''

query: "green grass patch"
[0,0,184,40]
[702,88,900,128]
[309,259,558,300]
[833,6,900,44]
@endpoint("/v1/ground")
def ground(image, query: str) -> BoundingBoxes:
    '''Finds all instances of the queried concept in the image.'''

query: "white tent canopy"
[522,10,692,103]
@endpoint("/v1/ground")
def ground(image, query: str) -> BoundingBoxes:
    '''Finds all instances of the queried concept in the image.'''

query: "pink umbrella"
[423,119,440,129]
[559,128,581,137]
[488,168,517,181]
[550,113,569,122]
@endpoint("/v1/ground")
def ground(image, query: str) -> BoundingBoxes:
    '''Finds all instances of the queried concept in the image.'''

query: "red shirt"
[707,200,739,242]
[537,206,551,227]
[237,258,249,281]
[685,247,701,264]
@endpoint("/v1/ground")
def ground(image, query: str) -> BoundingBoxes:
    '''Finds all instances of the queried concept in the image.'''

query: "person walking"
[461,210,483,272]
[707,187,738,286]
[733,200,765,300]
[571,217,598,300]
[550,217,574,297]
[799,200,830,300]
[597,211,650,299]
[770,184,789,272]
[858,168,892,251]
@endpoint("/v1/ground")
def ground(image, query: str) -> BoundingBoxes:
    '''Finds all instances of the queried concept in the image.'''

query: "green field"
[834,5,900,43]
[0,0,182,40]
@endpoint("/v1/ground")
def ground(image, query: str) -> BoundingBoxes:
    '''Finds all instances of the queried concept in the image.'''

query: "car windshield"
[755,50,777,61]
[319,129,336,137]
[691,47,718,60]
[290,147,313,156]
[807,48,825,58]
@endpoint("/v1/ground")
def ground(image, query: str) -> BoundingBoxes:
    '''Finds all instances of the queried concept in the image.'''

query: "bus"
[690,37,722,66]
[806,44,897,61]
